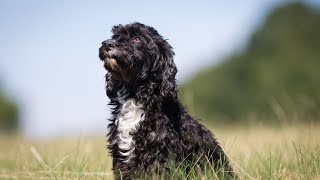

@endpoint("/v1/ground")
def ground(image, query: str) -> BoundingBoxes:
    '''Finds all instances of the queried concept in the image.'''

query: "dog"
[99,22,234,179]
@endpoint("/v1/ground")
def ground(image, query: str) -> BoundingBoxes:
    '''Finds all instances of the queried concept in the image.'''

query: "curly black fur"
[99,22,234,179]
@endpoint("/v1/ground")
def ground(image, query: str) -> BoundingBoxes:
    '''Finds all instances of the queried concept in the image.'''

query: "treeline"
[0,86,19,132]
[180,2,320,124]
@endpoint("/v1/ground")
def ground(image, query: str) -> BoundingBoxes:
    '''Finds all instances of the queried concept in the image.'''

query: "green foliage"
[180,2,320,123]
[0,87,19,131]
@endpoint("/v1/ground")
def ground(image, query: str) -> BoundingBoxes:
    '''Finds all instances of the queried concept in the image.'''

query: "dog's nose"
[102,40,116,51]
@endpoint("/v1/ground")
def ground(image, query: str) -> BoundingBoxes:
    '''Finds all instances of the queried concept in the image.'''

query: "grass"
[0,124,319,179]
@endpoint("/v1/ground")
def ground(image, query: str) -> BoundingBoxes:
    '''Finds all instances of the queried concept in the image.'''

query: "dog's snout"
[102,40,116,51]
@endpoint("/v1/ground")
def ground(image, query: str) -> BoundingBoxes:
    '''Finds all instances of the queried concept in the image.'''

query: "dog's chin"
[103,58,124,79]
[104,57,118,70]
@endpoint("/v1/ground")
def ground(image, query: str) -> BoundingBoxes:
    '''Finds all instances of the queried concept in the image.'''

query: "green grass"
[0,124,319,179]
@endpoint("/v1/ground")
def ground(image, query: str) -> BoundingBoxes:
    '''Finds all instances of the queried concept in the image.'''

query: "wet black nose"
[102,40,116,51]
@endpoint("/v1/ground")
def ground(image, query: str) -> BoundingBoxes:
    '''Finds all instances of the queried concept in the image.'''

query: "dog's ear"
[105,73,121,99]
[152,40,178,99]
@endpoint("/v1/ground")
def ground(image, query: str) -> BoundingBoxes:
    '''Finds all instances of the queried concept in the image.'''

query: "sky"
[1,0,319,139]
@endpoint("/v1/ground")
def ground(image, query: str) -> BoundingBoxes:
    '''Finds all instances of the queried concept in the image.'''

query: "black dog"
[99,23,234,179]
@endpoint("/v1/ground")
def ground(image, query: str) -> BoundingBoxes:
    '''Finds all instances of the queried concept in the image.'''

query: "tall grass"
[0,124,319,179]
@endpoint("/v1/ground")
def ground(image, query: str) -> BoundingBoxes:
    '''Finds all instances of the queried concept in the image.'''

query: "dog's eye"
[112,35,120,39]
[132,37,141,42]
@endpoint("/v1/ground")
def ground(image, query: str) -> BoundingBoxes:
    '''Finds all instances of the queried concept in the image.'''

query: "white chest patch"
[115,98,145,162]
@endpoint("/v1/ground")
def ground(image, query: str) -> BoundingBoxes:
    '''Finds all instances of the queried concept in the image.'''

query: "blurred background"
[1,0,319,139]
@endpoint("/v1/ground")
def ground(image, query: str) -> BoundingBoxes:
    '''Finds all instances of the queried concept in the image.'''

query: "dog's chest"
[115,98,145,161]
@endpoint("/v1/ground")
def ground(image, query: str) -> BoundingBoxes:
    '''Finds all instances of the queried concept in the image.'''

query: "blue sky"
[1,0,319,138]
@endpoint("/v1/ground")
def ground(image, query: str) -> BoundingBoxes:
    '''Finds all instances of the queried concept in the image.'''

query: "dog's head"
[99,23,177,98]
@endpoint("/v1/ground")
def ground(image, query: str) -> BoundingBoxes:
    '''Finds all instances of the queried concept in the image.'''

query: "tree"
[180,2,320,124]
[0,87,19,131]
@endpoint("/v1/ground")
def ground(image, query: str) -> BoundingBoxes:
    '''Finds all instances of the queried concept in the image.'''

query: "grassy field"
[0,124,319,179]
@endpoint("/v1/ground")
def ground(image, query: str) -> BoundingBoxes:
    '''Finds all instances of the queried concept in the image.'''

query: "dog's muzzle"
[99,41,120,72]
[102,39,116,52]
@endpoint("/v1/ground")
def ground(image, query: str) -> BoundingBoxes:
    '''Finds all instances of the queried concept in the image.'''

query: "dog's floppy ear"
[105,73,121,99]
[152,39,178,99]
